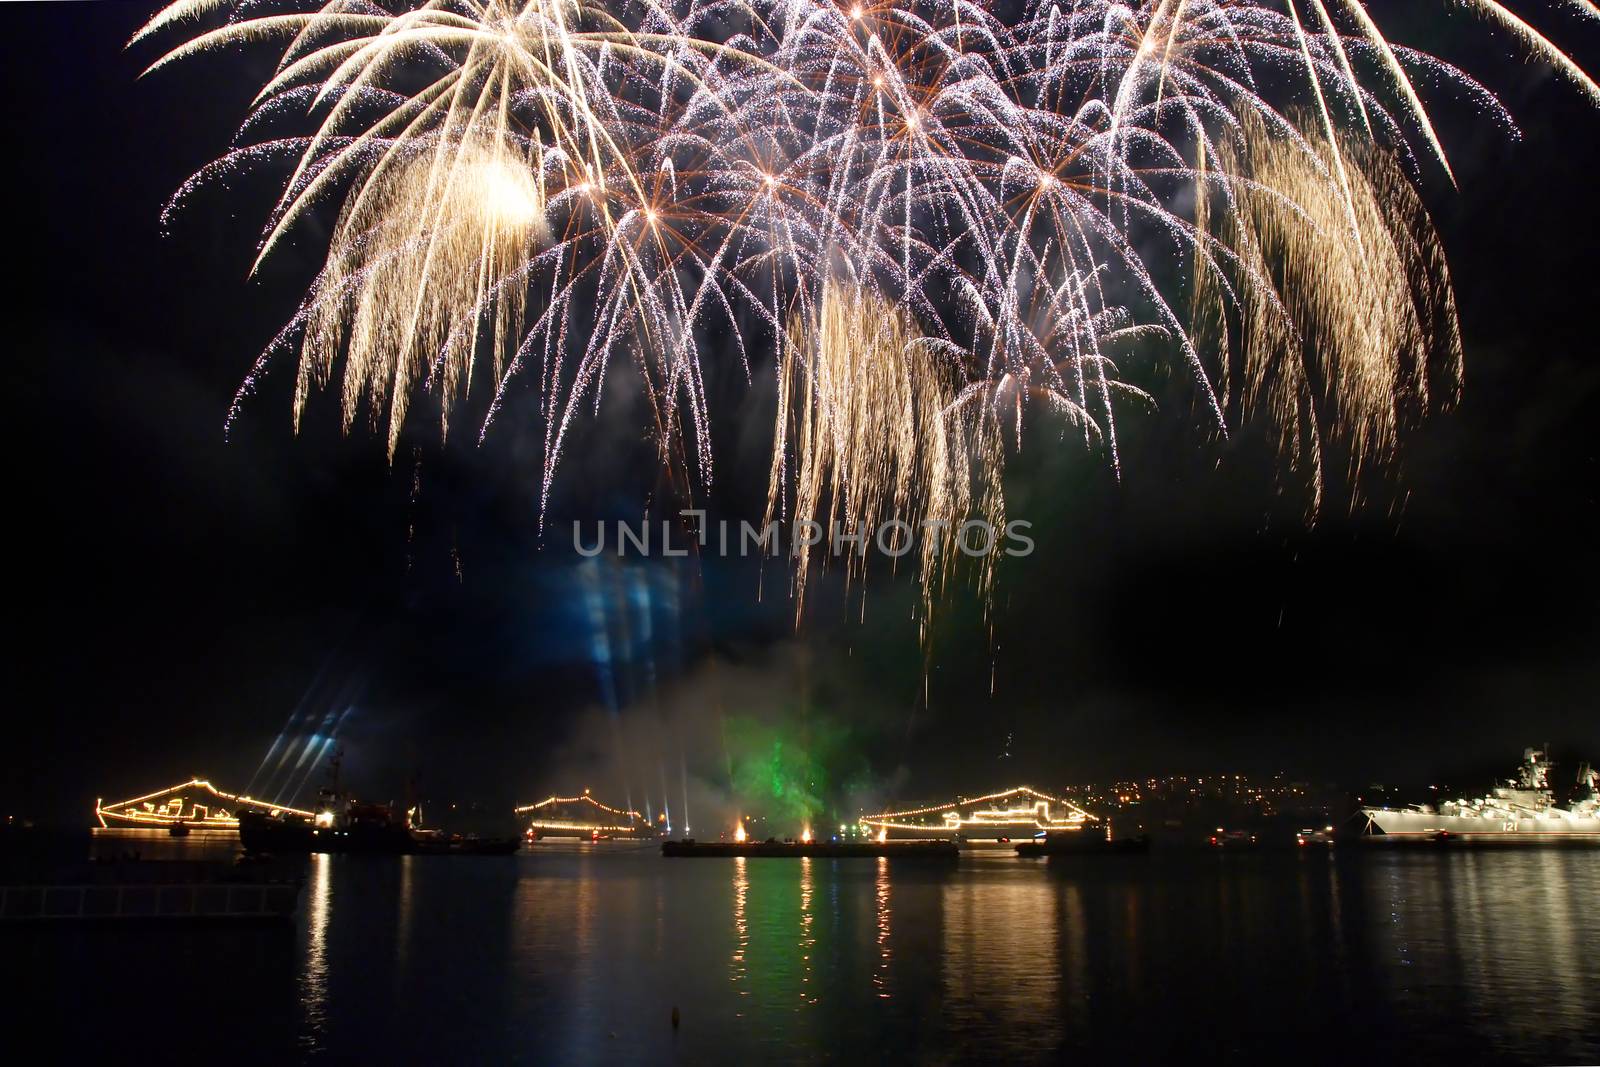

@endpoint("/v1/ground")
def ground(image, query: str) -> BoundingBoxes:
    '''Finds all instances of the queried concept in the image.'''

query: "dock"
[0,859,302,925]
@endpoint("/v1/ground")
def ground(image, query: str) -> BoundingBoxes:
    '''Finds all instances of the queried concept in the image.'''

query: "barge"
[1015,833,1151,857]
[662,838,960,859]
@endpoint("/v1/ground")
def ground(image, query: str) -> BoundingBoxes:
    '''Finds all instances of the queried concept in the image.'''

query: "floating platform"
[411,833,521,856]
[662,839,959,859]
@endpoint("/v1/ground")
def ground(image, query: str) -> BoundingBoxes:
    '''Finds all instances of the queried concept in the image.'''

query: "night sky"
[5,1,1598,824]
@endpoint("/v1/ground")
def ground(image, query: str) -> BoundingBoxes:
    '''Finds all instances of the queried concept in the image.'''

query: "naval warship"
[1361,748,1600,841]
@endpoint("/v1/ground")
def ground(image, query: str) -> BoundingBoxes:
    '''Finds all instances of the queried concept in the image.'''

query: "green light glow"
[726,715,869,830]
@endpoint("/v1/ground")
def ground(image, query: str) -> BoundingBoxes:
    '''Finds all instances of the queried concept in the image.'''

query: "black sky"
[5,1,1598,822]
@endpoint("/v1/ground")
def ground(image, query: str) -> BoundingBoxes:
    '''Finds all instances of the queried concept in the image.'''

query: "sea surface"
[6,832,1598,1065]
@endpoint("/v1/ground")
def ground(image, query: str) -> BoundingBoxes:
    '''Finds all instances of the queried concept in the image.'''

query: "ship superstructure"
[860,786,1101,842]
[95,779,313,831]
[1361,749,1600,840]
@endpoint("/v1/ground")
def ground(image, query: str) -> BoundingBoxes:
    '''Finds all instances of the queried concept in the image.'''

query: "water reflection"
[510,848,602,1059]
[942,863,1061,1053]
[730,855,749,1007]
[395,854,414,972]
[872,858,892,999]
[1058,881,1088,1035]
[299,853,331,1052]
[1364,849,1600,1063]
[798,857,815,1007]
[55,835,1594,1065]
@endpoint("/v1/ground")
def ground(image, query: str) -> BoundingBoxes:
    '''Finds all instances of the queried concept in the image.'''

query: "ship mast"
[319,746,345,811]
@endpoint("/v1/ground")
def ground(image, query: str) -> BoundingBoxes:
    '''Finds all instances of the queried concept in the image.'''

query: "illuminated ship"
[95,779,313,832]
[514,791,656,840]
[860,786,1101,844]
[1361,749,1600,841]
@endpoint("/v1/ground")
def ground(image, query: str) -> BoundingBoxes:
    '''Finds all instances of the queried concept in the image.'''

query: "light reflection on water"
[798,857,815,1007]
[872,857,891,999]
[941,856,1061,1055]
[23,837,1599,1065]
[395,853,414,972]
[1365,847,1594,1060]
[731,854,749,1005]
[299,853,331,1052]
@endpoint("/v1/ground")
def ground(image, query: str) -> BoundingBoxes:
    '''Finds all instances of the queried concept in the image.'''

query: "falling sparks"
[1197,113,1464,516]
[767,280,1004,623]
[297,136,548,455]
[135,0,1596,590]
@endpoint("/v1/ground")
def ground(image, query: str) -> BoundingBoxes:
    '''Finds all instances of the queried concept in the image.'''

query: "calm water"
[7,835,1597,1064]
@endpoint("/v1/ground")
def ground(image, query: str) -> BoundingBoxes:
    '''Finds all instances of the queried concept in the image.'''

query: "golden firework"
[299,135,548,453]
[768,281,1004,625]
[1196,113,1463,515]
[132,0,1599,626]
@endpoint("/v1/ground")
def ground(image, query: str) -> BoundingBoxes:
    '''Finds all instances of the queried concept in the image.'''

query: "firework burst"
[135,0,1596,608]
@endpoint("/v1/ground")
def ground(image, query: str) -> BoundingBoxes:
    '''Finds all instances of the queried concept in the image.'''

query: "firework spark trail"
[135,0,1594,603]
[767,280,1004,622]
[1195,111,1463,517]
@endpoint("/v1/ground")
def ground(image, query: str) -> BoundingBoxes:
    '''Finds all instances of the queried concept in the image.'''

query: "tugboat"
[238,800,416,855]
[238,754,518,856]
[1360,748,1600,842]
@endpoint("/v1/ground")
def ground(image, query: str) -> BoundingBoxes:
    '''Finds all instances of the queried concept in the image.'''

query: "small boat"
[168,822,190,838]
